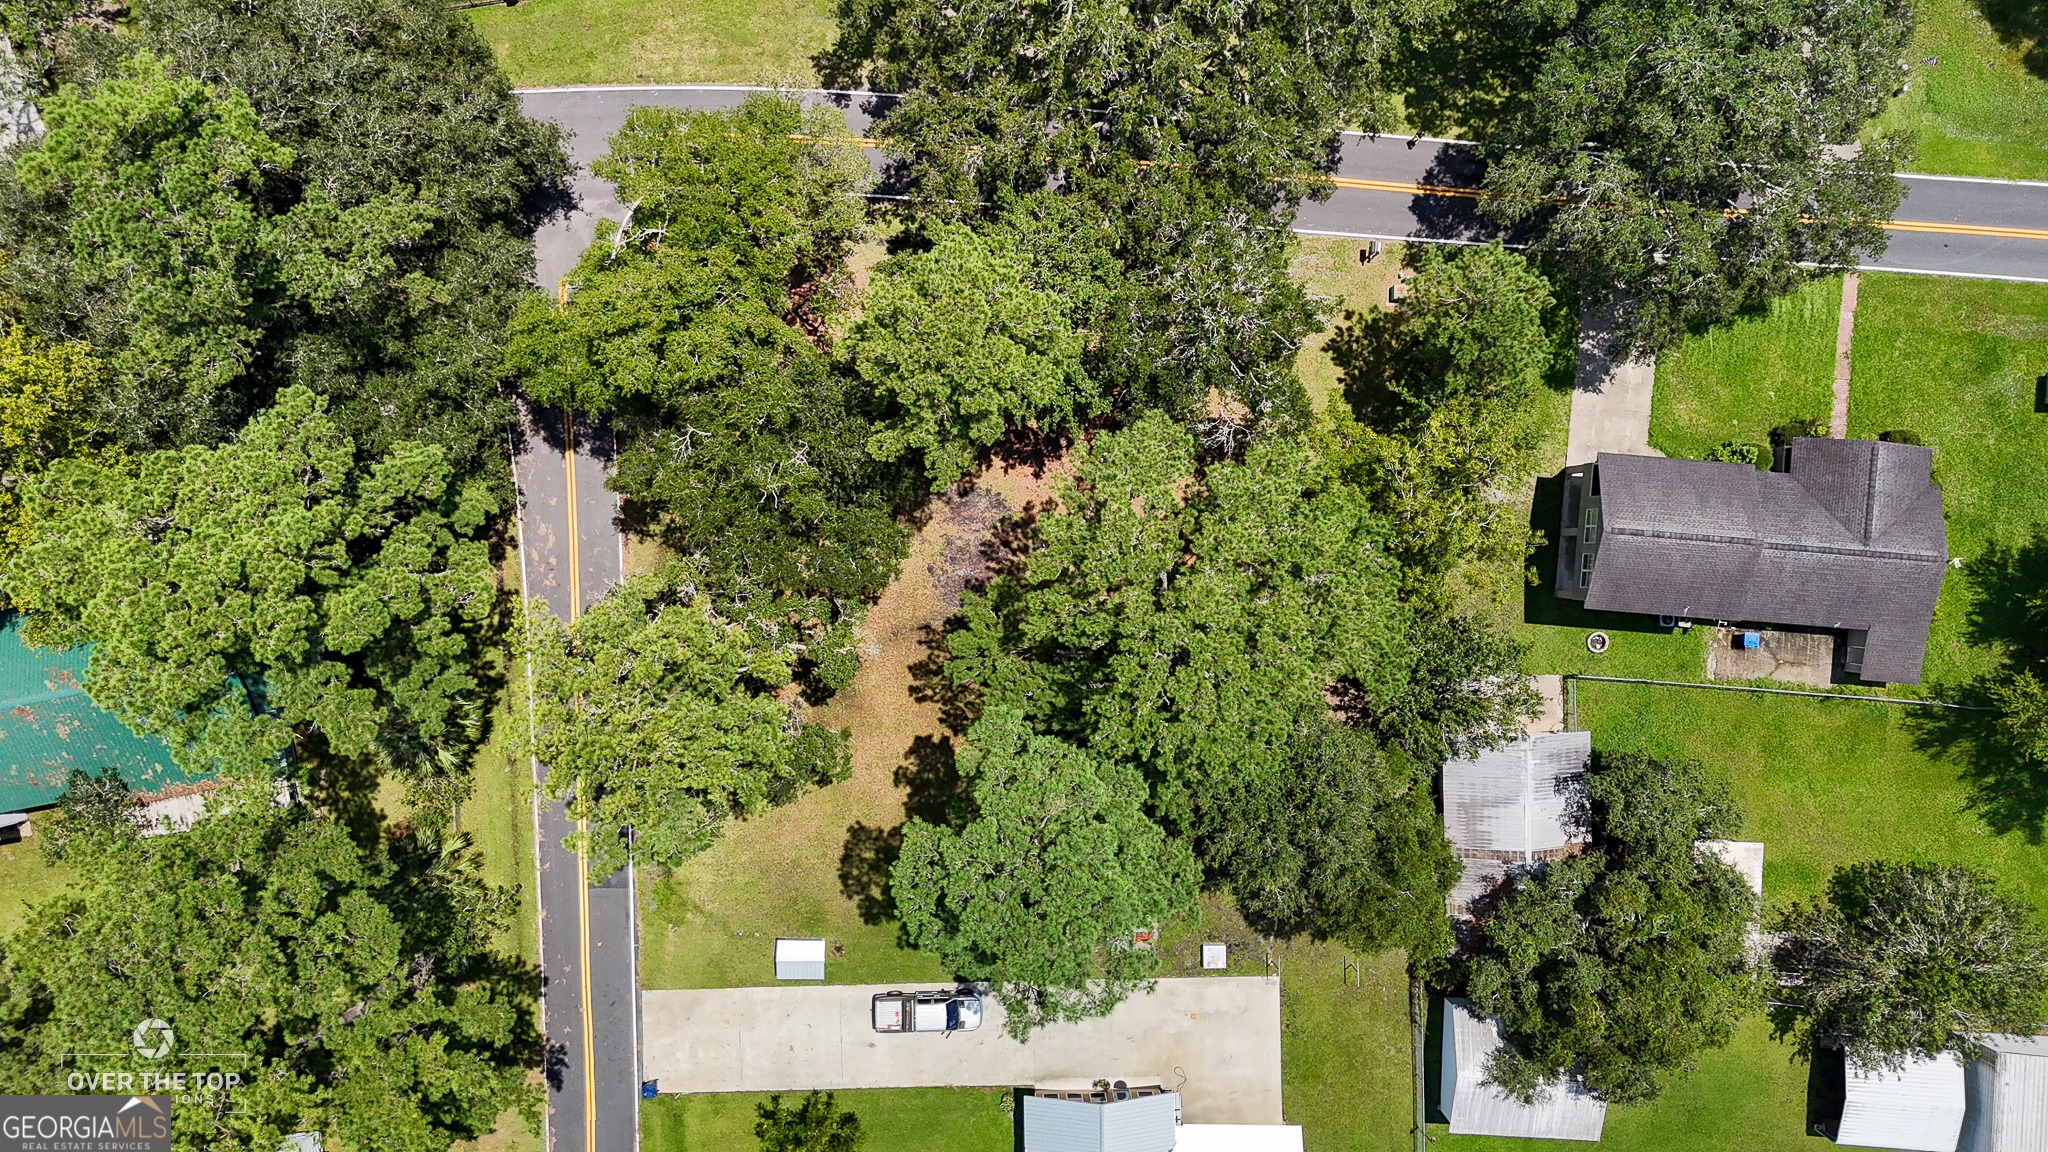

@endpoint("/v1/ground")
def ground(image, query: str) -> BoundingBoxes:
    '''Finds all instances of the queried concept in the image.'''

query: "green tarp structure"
[0,614,200,813]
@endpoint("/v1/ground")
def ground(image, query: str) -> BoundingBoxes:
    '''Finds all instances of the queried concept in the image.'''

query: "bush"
[1769,416,1828,448]
[1877,429,1922,445]
[1703,439,1765,468]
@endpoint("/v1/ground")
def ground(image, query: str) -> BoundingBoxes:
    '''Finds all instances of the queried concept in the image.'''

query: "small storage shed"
[772,937,826,981]
[1022,1091,1179,1152]
[1439,998,1606,1141]
[1441,732,1591,916]
[1837,1052,1967,1152]
[1961,1033,2048,1152]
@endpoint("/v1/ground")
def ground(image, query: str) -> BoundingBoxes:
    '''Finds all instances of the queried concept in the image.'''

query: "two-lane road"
[518,84,2048,285]
[511,401,636,1152]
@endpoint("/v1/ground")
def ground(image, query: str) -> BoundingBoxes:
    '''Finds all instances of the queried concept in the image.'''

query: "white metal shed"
[1838,1052,1967,1152]
[772,937,827,981]
[1962,1033,2048,1152]
[1439,998,1606,1141]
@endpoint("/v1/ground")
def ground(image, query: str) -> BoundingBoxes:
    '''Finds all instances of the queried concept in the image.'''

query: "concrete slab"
[1525,675,1564,735]
[1566,303,1662,465]
[1706,627,1835,686]
[641,976,1283,1124]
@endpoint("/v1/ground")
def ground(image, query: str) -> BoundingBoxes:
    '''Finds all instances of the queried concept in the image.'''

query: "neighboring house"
[1021,1087,1302,1152]
[1555,438,1947,683]
[1835,1052,1968,1152]
[1440,732,1590,917]
[1439,998,1606,1142]
[1961,1034,2048,1152]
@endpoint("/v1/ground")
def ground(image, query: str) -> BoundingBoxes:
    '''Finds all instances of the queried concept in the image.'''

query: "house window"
[1582,505,1600,546]
[1579,550,1595,587]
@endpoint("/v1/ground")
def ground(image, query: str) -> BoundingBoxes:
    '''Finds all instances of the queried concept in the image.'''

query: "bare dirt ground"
[639,455,1069,989]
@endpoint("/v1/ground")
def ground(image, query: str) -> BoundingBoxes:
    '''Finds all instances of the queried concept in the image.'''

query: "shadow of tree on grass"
[1907,533,2048,843]
[1978,0,2048,80]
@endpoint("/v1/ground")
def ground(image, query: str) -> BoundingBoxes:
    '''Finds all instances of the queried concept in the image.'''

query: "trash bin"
[642,1081,658,1100]
[1741,631,1762,650]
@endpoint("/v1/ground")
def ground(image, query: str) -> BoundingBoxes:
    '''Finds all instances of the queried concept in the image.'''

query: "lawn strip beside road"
[1649,277,1843,463]
[643,1088,1016,1152]
[468,0,831,89]
[1872,0,2048,181]
[1848,274,2048,691]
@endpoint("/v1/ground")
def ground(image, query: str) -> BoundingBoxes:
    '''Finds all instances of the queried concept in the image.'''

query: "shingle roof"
[1583,439,1946,683]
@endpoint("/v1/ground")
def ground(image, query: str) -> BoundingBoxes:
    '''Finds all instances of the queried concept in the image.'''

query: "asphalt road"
[511,400,636,1152]
[641,977,1286,1124]
[517,84,2048,285]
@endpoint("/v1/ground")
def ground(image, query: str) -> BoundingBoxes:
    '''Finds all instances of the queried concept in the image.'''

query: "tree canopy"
[819,0,1422,436]
[0,323,119,579]
[1480,0,1911,354]
[0,784,535,1152]
[1,0,570,479]
[845,224,1097,490]
[1464,752,1759,1103]
[6,385,496,785]
[522,570,853,878]
[891,709,1200,1038]
[755,1091,867,1152]
[1771,861,2048,1069]
[946,411,1412,825]
[504,95,906,604]
[1195,713,1457,958]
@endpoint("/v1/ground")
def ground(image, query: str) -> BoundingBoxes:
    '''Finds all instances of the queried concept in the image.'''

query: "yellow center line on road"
[1327,175,2048,241]
[563,408,596,1152]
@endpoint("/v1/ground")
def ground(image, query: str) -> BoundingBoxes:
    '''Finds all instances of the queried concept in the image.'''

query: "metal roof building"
[1838,1052,1967,1152]
[1439,998,1606,1141]
[1441,732,1590,916]
[0,614,199,813]
[1022,1092,1180,1152]
[1962,1033,2048,1152]
[1556,439,1946,683]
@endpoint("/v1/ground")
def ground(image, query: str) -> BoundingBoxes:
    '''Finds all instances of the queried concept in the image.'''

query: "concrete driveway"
[641,976,1282,1124]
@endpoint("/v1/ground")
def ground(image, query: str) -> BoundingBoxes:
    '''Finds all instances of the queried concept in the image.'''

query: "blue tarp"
[0,615,199,813]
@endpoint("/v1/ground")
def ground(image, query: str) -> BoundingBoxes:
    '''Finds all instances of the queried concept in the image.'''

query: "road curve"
[517,84,2048,285]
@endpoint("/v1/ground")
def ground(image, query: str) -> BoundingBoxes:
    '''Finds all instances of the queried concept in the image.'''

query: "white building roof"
[1839,1052,1966,1152]
[772,937,827,981]
[1442,733,1590,858]
[1698,840,1765,895]
[1022,1092,1179,1152]
[1439,998,1606,1141]
[1962,1034,2048,1152]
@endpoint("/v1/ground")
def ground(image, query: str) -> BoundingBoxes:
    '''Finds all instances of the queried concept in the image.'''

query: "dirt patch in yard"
[640,454,1068,989]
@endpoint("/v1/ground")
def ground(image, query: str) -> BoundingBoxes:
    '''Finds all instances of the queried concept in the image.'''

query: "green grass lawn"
[468,0,832,88]
[0,824,69,937]
[1848,273,2048,692]
[644,1087,1016,1152]
[1423,679,2048,1150]
[1650,277,1842,463]
[1873,0,2048,179]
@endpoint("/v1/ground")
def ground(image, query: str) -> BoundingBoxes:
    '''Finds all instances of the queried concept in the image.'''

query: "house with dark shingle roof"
[1554,438,1947,684]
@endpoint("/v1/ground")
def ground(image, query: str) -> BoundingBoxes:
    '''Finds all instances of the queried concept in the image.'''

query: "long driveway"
[511,400,636,1152]
[516,84,2048,285]
[641,977,1284,1124]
